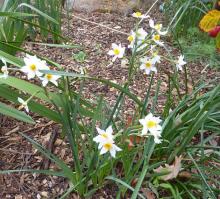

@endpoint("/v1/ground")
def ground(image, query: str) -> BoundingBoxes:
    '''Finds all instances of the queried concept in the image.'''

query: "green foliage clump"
[175,27,220,68]
[0,0,63,56]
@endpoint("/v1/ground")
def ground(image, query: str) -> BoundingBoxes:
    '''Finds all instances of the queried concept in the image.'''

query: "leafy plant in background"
[0,0,63,57]
[176,27,220,68]
[199,8,220,49]
[164,0,213,35]
[0,4,220,199]
[0,0,68,122]
[164,0,220,68]
[73,51,87,63]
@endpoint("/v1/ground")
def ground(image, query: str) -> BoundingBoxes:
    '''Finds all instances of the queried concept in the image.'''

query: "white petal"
[51,80,58,86]
[112,43,118,49]
[106,126,113,135]
[139,118,146,126]
[154,136,162,144]
[98,142,103,149]
[109,148,116,158]
[144,69,151,75]
[25,105,29,113]
[27,71,36,80]
[108,50,115,56]
[112,56,117,62]
[149,19,154,28]
[140,64,146,70]
[118,48,125,58]
[140,57,149,63]
[176,64,183,71]
[159,30,168,35]
[100,147,108,155]
[93,135,102,143]
[149,128,161,135]
[18,97,24,104]
[96,127,105,135]
[1,58,7,66]
[145,113,153,120]
[114,145,122,152]
[42,79,48,87]
[35,70,43,77]
[141,127,149,136]
[20,66,29,73]
[151,66,157,73]
[53,75,61,81]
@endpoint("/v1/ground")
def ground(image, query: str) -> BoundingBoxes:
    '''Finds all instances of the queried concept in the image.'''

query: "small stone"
[15,195,23,199]
[41,191,48,197]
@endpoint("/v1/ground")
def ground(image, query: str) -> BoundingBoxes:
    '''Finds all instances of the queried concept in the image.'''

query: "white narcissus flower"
[149,19,167,35]
[93,126,122,158]
[127,28,148,51]
[99,139,122,158]
[18,97,29,112]
[132,11,149,19]
[176,55,187,71]
[21,54,49,79]
[93,126,114,149]
[136,28,148,41]
[40,73,61,87]
[127,31,136,49]
[152,34,164,46]
[140,57,157,75]
[108,43,125,62]
[136,43,148,52]
[149,45,160,64]
[0,58,9,79]
[139,113,162,144]
[151,52,161,64]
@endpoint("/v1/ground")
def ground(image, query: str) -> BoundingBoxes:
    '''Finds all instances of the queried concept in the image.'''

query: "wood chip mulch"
[1,10,220,199]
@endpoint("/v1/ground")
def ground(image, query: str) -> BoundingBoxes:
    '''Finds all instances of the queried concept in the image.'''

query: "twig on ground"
[40,127,59,170]
[72,14,129,36]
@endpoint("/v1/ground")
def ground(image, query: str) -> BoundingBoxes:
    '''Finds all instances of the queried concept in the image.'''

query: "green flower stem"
[141,73,154,117]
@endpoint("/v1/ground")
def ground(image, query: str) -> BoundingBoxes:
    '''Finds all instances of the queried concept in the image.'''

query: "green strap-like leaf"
[0,85,61,123]
[0,12,37,17]
[17,3,59,24]
[0,101,35,124]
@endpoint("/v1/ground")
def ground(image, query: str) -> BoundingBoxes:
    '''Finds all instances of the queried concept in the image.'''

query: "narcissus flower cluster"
[93,126,121,158]
[139,113,162,144]
[106,12,175,146]
[21,54,61,87]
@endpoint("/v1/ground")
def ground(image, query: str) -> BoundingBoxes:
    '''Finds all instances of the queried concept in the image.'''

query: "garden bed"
[1,10,220,199]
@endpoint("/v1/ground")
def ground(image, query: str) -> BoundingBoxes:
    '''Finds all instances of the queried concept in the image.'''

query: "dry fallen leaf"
[154,156,182,181]
[141,188,155,199]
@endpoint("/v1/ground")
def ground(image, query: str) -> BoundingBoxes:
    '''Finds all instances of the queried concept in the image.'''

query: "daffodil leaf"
[0,101,35,124]
[0,12,37,17]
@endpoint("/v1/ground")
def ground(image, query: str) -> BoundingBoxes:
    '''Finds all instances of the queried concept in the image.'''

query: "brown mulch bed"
[1,10,220,199]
